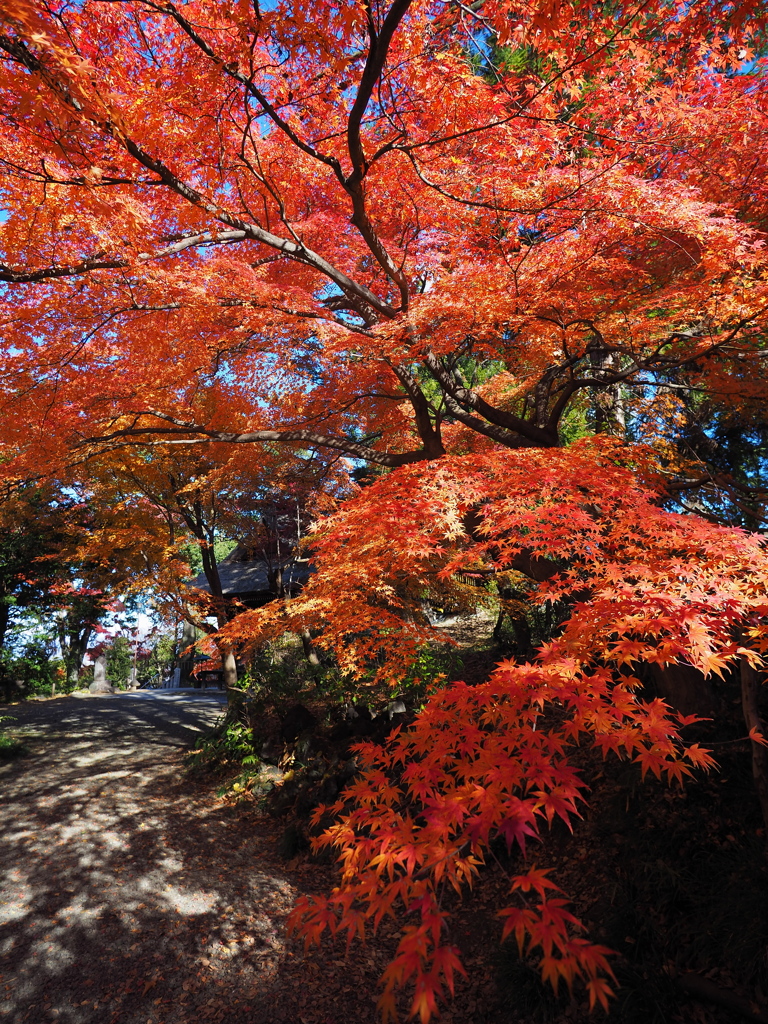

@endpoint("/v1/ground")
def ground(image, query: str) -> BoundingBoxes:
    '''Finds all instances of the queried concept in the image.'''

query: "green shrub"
[0,716,25,759]
[187,716,258,771]
[186,715,267,802]
[0,646,70,701]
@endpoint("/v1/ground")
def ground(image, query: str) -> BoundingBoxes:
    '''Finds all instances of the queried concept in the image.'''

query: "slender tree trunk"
[221,646,238,692]
[300,628,321,667]
[191,513,239,698]
[740,657,768,841]
[71,627,92,688]
[493,603,506,642]
[0,599,9,653]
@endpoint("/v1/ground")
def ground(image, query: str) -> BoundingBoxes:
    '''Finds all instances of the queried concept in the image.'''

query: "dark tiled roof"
[192,556,313,597]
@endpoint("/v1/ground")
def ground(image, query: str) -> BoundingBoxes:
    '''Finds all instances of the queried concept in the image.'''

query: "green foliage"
[245,645,307,697]
[392,642,463,704]
[0,716,25,759]
[238,636,331,707]
[677,404,768,529]
[139,631,176,686]
[187,714,264,801]
[0,486,120,693]
[0,733,25,758]
[187,716,257,771]
[105,635,133,689]
[216,764,265,801]
[559,395,593,446]
[306,664,353,701]
[466,35,550,83]
[0,639,68,702]
[0,487,71,642]
[302,639,461,707]
[182,537,238,576]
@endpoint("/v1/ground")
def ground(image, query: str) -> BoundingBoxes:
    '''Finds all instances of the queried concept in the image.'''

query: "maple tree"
[0,483,135,693]
[1,0,768,1016]
[74,443,345,686]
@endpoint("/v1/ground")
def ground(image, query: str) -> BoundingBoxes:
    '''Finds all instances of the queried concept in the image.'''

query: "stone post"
[89,655,114,694]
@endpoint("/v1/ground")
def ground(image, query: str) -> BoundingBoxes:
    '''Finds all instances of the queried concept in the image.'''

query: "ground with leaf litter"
[0,690,505,1024]
[1,686,767,1024]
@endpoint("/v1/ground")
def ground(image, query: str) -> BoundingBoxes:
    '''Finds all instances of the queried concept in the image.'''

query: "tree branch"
[423,349,558,446]
[0,29,398,319]
[82,415,436,467]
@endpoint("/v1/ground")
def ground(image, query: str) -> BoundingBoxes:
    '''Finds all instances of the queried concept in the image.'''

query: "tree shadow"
[0,693,504,1024]
[0,694,311,1024]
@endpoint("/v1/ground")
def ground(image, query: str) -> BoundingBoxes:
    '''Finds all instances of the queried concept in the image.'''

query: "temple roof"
[192,547,314,598]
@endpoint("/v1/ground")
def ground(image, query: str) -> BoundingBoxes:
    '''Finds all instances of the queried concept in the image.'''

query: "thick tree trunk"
[740,657,768,840]
[194,521,240,697]
[589,345,625,435]
[178,618,198,686]
[59,621,92,690]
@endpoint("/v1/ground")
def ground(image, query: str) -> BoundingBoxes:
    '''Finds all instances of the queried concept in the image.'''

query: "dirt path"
[0,692,316,1024]
[0,691,504,1024]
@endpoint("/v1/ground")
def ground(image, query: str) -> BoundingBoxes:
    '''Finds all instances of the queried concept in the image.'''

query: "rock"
[268,775,299,816]
[259,736,283,765]
[249,763,285,796]
[385,699,407,720]
[363,701,414,743]
[341,702,372,722]
[330,702,377,742]
[280,703,317,742]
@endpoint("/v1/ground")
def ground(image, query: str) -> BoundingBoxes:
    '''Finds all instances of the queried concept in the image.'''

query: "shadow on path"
[0,692,342,1024]
[1,692,502,1024]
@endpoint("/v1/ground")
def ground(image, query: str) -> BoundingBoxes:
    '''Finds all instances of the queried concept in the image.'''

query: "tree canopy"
[1,0,768,1017]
